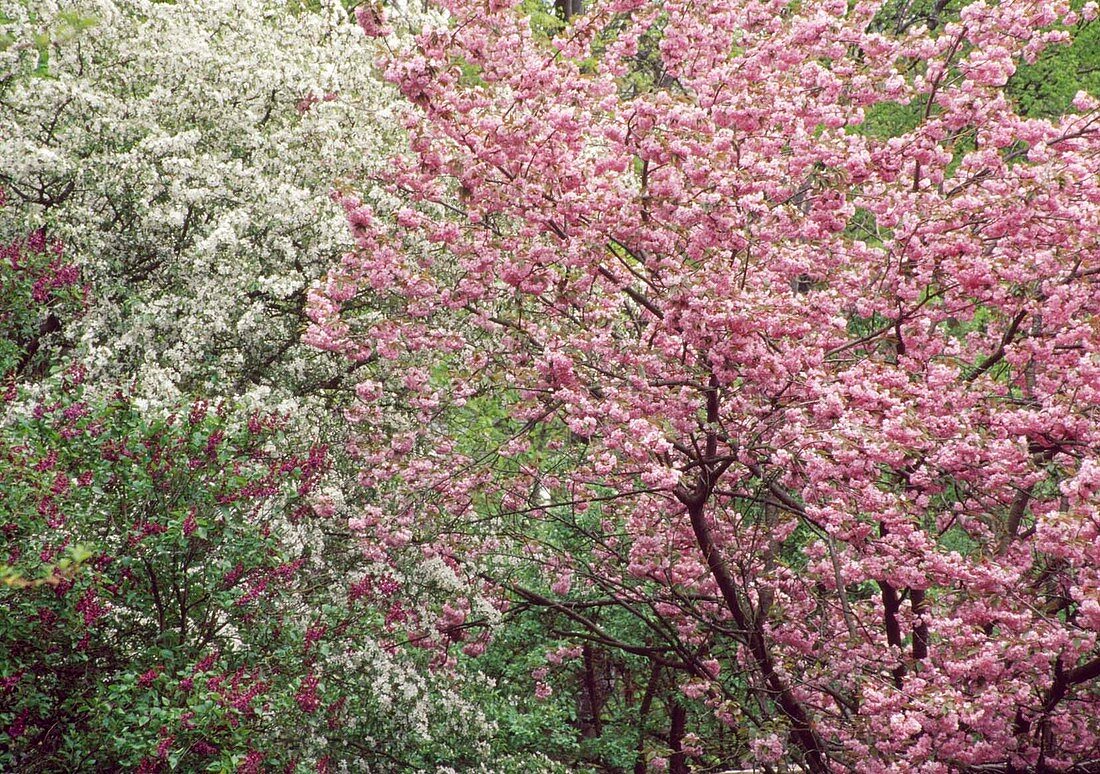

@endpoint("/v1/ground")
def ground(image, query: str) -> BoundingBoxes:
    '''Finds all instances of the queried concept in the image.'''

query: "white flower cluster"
[332,637,496,757]
[0,0,401,420]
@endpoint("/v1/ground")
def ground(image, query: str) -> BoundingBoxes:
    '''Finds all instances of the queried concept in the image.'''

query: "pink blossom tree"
[310,0,1100,768]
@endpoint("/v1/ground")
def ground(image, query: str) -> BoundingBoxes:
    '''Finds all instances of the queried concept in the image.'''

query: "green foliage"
[0,369,494,770]
[1009,17,1100,117]
[0,374,309,769]
[519,0,565,39]
[472,619,583,770]
[860,100,924,139]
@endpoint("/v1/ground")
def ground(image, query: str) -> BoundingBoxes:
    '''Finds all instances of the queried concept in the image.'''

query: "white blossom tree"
[0,0,409,415]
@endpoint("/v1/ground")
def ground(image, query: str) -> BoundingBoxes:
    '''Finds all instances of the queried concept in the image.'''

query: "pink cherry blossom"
[310,0,1100,767]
